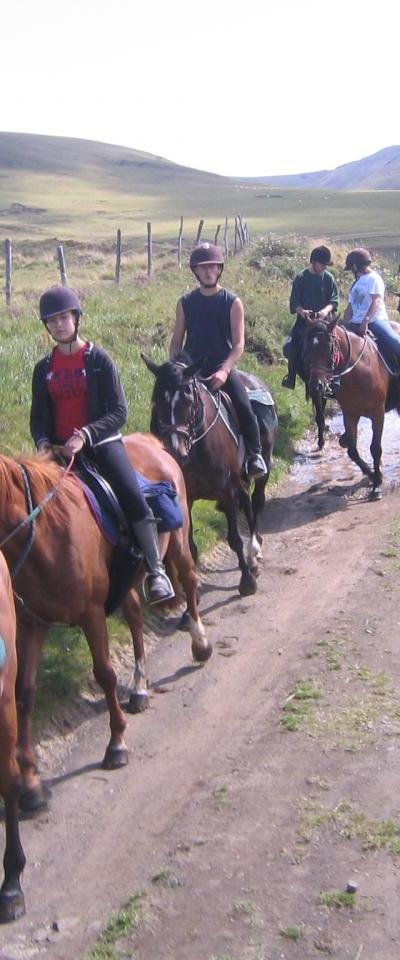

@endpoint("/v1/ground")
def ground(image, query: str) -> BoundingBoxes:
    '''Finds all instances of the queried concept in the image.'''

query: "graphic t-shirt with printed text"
[47,343,89,442]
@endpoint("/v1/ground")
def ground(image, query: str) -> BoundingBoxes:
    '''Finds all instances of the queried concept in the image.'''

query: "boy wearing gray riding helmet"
[170,243,267,479]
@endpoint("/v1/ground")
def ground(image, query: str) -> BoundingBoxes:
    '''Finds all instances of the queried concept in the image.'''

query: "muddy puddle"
[291,405,400,492]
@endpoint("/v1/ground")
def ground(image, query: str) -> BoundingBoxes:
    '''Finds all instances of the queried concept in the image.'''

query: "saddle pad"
[79,471,183,543]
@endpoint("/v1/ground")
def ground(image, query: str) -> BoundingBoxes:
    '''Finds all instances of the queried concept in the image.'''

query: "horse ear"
[141,353,160,376]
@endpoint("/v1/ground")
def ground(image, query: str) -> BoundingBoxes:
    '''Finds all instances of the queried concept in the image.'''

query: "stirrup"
[143,572,175,606]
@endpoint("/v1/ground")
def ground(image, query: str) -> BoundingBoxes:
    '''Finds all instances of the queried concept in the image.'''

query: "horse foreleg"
[0,705,26,921]
[167,529,212,663]
[121,589,149,714]
[313,396,327,451]
[16,622,49,813]
[224,493,257,597]
[81,611,128,770]
[343,413,374,482]
[370,410,385,499]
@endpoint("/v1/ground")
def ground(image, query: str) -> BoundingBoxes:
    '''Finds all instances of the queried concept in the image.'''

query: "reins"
[0,455,75,577]
[157,377,222,451]
[309,327,368,382]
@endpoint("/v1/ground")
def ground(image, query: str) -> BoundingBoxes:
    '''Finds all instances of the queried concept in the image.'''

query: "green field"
[1,133,400,261]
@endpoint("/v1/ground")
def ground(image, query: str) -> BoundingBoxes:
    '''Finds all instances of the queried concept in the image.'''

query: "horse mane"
[152,352,194,394]
[0,453,85,524]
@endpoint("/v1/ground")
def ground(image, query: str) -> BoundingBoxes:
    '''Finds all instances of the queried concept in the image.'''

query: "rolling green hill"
[0,133,399,257]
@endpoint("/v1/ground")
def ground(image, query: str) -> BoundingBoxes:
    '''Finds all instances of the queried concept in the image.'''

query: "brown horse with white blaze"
[0,434,210,814]
[304,316,400,499]
[0,552,25,922]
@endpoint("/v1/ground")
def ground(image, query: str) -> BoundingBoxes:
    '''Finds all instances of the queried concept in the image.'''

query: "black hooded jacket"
[30,342,128,448]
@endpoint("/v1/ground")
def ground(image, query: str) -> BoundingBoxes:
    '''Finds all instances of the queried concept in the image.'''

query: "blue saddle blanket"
[80,470,183,546]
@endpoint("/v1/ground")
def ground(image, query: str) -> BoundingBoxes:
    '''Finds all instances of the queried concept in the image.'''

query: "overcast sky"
[2,0,397,177]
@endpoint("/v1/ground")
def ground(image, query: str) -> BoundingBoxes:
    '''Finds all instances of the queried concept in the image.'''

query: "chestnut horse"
[304,317,400,499]
[143,354,278,596]
[0,434,211,814]
[0,552,25,922]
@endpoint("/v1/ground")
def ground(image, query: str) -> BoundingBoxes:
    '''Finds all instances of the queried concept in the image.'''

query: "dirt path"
[1,416,400,960]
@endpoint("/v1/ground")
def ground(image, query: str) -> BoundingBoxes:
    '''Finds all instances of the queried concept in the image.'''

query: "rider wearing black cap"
[30,285,174,605]
[169,243,267,479]
[282,246,339,390]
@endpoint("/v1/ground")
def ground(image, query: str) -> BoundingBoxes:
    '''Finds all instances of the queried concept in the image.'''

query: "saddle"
[203,376,276,451]
[367,331,400,378]
[76,458,183,615]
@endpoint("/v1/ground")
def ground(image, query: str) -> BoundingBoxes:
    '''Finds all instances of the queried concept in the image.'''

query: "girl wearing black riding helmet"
[30,285,174,605]
[169,243,267,479]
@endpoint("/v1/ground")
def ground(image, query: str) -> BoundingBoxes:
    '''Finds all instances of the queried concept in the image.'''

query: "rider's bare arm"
[169,299,186,358]
[208,298,245,390]
[359,293,382,335]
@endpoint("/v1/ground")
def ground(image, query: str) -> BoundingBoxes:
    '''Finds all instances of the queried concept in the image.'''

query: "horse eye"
[182,386,192,398]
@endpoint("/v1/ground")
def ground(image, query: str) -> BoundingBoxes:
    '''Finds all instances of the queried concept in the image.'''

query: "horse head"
[141,352,204,465]
[303,315,340,397]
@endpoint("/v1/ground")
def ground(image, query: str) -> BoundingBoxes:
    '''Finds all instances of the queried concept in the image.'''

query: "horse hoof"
[101,746,129,770]
[177,611,190,631]
[0,891,25,924]
[19,785,50,816]
[192,642,213,663]
[127,692,149,714]
[370,488,382,501]
[239,576,257,597]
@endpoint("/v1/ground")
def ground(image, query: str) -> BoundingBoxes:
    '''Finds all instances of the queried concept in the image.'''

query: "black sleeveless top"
[181,287,237,376]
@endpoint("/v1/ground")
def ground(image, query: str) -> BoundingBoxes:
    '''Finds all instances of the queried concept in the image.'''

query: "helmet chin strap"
[194,266,224,288]
[46,318,80,351]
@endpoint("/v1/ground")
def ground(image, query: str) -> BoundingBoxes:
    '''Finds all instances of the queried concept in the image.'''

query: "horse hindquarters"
[0,556,25,922]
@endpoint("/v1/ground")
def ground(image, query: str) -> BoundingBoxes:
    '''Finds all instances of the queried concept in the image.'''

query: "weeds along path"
[2,415,400,960]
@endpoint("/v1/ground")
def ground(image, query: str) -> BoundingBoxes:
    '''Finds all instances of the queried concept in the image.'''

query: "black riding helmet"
[190,243,224,283]
[39,285,82,323]
[344,248,372,272]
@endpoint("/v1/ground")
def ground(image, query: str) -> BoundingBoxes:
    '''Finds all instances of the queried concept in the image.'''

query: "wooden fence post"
[178,216,184,269]
[147,221,152,276]
[195,219,204,245]
[234,218,239,255]
[237,214,245,247]
[224,217,229,260]
[214,224,221,245]
[57,244,68,285]
[115,229,122,285]
[5,239,12,307]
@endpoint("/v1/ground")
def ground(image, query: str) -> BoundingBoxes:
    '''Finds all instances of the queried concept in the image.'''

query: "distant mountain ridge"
[247,146,400,190]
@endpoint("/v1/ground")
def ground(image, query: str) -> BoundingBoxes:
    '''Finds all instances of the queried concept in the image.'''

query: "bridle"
[0,456,75,623]
[156,376,221,453]
[307,325,367,383]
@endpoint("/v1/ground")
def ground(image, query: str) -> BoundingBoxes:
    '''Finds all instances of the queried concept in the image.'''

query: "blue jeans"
[369,318,400,357]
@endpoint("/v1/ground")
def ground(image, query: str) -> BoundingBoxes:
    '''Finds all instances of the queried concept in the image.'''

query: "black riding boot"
[131,513,175,605]
[282,355,297,389]
[245,417,267,479]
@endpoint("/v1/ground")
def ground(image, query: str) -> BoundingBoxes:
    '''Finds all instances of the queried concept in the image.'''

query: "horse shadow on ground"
[260,477,371,535]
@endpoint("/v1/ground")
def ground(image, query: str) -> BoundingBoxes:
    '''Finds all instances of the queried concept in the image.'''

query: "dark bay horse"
[304,317,400,499]
[143,354,278,596]
[0,552,25,922]
[0,434,210,813]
